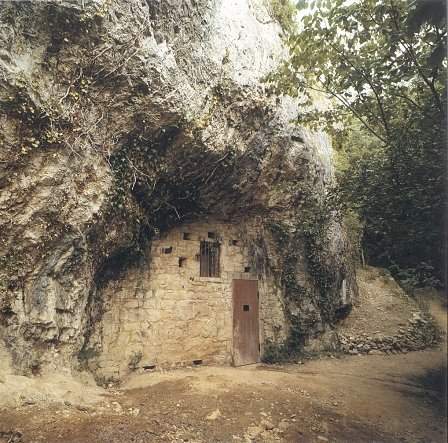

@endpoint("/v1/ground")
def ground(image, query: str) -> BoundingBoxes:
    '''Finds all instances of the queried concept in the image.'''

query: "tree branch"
[300,80,388,145]
[326,41,391,139]
[389,0,444,115]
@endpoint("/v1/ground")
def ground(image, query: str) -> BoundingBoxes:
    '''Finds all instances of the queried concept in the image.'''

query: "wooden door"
[232,279,259,366]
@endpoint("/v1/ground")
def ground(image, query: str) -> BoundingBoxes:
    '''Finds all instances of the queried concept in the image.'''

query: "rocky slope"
[336,267,440,355]
[0,0,355,377]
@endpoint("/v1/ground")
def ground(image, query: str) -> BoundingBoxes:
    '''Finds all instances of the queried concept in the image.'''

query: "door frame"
[232,278,260,366]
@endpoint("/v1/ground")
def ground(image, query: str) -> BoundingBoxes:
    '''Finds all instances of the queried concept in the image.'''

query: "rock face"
[0,0,355,380]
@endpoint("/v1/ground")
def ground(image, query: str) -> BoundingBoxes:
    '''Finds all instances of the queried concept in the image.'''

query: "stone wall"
[92,220,287,380]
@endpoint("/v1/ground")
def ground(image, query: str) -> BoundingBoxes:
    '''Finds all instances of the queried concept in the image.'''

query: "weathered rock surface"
[0,0,355,378]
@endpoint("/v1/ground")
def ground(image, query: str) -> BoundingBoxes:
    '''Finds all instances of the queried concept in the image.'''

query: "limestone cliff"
[0,0,356,379]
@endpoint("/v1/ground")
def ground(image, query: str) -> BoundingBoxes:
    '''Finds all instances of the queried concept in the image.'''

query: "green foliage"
[336,117,445,286]
[77,347,100,362]
[268,182,344,335]
[0,82,66,160]
[128,351,143,371]
[266,0,297,33]
[341,209,364,263]
[272,0,447,286]
[389,262,442,290]
[262,332,305,363]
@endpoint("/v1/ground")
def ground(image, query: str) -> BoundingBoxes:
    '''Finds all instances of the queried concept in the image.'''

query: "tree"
[272,0,447,286]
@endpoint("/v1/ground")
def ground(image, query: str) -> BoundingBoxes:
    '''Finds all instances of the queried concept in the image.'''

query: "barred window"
[199,241,220,277]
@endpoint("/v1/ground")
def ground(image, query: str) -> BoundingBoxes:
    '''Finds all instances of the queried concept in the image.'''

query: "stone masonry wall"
[93,220,287,380]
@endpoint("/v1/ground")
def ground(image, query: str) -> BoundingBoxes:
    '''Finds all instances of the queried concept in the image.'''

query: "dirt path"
[1,298,446,443]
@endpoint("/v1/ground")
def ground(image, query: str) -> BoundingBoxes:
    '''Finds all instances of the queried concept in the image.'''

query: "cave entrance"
[232,279,259,366]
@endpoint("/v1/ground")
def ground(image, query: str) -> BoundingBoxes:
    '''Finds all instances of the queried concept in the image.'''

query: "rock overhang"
[0,0,356,378]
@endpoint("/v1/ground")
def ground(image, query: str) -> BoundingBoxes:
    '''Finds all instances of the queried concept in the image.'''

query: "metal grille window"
[199,241,220,277]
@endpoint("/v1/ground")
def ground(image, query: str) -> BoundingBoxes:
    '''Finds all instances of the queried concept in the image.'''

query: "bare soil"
[339,267,421,337]
[0,272,446,443]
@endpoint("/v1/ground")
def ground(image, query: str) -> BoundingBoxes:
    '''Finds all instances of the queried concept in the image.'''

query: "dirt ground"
[338,267,418,337]
[0,273,446,443]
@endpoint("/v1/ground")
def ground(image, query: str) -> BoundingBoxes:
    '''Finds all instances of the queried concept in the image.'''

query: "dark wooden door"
[232,279,259,366]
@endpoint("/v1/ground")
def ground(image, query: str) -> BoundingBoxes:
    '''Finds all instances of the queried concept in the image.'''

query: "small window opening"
[192,359,203,366]
[243,304,250,311]
[183,232,191,240]
[179,257,187,267]
[244,266,251,273]
[162,247,172,254]
[230,239,239,246]
[207,232,216,239]
[291,134,304,143]
[199,241,220,277]
[143,365,156,370]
